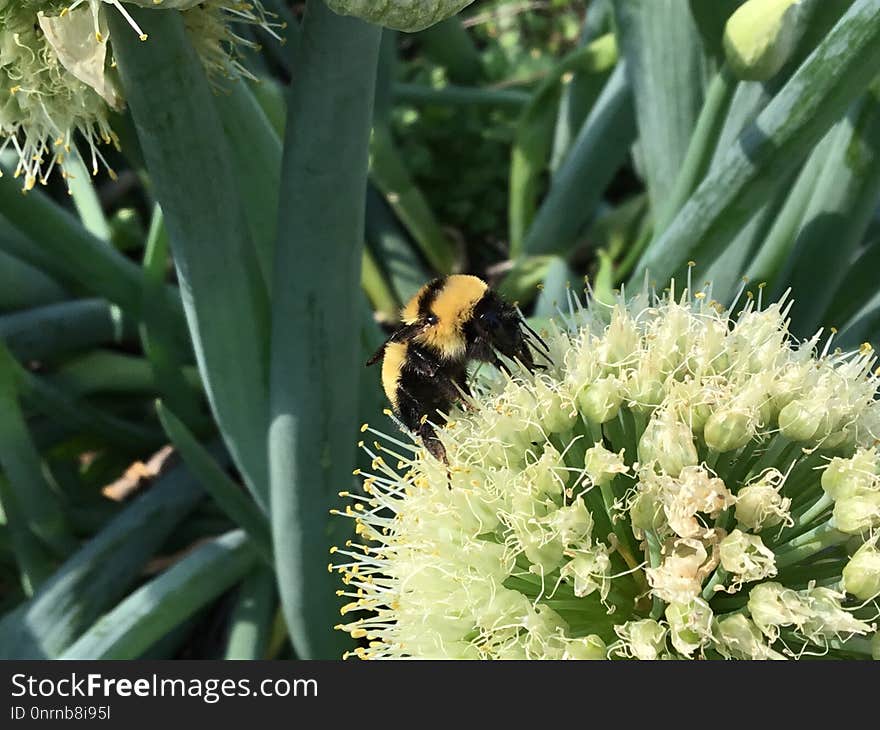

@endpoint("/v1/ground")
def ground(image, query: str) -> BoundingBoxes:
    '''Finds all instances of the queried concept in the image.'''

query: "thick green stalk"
[269,0,380,659]
[633,0,880,284]
[110,9,271,507]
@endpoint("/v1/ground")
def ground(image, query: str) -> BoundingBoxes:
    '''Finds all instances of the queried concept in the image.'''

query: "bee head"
[469,291,548,372]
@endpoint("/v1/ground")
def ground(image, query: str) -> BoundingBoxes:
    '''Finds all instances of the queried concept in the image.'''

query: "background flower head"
[0,0,280,189]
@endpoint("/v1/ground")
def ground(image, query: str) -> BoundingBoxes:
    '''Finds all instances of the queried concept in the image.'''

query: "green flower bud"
[704,407,754,453]
[833,493,880,535]
[324,0,475,32]
[584,443,628,487]
[615,619,667,660]
[638,410,698,477]
[724,0,806,82]
[576,375,623,424]
[716,614,785,660]
[735,474,791,532]
[822,449,878,501]
[665,600,713,657]
[842,540,880,600]
[558,634,606,660]
[778,398,829,442]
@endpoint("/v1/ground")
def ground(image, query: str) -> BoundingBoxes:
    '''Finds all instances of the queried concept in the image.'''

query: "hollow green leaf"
[633,0,880,286]
[416,16,483,84]
[778,91,880,338]
[534,258,577,319]
[743,130,833,287]
[824,238,880,328]
[0,455,204,658]
[495,255,555,308]
[361,247,399,321]
[0,249,66,312]
[0,300,125,362]
[18,365,162,451]
[370,126,457,274]
[393,83,529,110]
[269,0,380,660]
[0,344,75,561]
[0,180,183,333]
[110,9,271,507]
[365,186,429,306]
[612,0,708,213]
[64,151,111,242]
[47,351,199,398]
[214,80,281,288]
[510,34,618,254]
[61,530,256,660]
[139,206,204,430]
[655,64,737,235]
[521,63,636,257]
[157,401,272,563]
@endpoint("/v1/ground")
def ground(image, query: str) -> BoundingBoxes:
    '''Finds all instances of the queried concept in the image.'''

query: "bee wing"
[364,322,428,367]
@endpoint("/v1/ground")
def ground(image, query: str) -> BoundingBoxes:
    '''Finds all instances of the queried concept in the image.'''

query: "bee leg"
[418,420,448,465]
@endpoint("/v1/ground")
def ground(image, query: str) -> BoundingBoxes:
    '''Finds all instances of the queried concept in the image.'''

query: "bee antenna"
[521,318,552,358]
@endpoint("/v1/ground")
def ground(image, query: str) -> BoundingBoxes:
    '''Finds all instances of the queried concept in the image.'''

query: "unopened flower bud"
[842,540,880,600]
[616,619,667,660]
[833,494,880,535]
[778,398,828,442]
[719,529,777,585]
[638,411,698,477]
[724,0,806,82]
[584,443,628,487]
[704,407,754,453]
[822,449,879,501]
[577,375,623,424]
[735,471,791,531]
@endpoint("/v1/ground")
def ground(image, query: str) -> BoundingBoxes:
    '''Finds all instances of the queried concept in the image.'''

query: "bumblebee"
[367,275,549,462]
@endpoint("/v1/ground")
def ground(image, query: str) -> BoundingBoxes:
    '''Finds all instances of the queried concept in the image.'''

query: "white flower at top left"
[0,0,281,190]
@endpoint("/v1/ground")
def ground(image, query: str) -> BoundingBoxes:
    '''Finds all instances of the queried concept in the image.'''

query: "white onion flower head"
[336,281,880,659]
